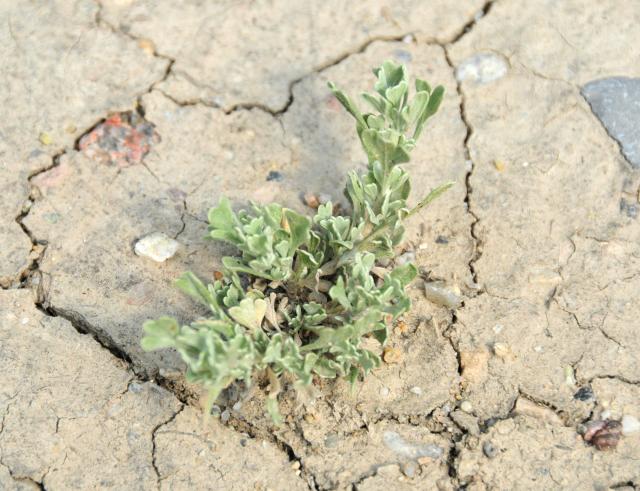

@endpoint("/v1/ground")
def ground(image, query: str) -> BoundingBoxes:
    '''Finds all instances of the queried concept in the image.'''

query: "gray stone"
[582,77,640,169]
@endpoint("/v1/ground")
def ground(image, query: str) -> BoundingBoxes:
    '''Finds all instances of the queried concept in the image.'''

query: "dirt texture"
[1,0,640,489]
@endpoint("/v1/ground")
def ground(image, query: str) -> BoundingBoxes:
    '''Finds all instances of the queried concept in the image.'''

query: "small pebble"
[379,387,390,397]
[39,132,53,145]
[383,431,443,460]
[211,405,221,417]
[423,281,462,309]
[400,461,418,478]
[221,409,230,423]
[493,159,506,172]
[460,400,473,413]
[455,53,509,84]
[232,401,242,411]
[21,317,29,325]
[383,346,403,364]
[134,233,180,262]
[394,319,410,335]
[402,34,414,44]
[492,342,513,360]
[291,461,301,470]
[583,420,622,450]
[303,193,320,209]
[622,415,640,435]
[128,382,143,393]
[435,235,449,244]
[573,386,594,402]
[482,441,498,459]
[410,386,423,395]
[266,170,283,182]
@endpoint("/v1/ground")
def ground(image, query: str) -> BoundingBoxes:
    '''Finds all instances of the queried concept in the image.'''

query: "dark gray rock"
[582,77,640,169]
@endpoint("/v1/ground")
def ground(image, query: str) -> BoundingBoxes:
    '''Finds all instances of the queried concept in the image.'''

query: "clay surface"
[2,0,640,489]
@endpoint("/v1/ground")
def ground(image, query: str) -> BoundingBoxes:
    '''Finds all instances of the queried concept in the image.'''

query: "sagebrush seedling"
[142,61,451,422]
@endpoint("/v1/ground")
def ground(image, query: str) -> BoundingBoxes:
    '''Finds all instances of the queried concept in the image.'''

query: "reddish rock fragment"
[79,112,159,167]
[583,420,622,451]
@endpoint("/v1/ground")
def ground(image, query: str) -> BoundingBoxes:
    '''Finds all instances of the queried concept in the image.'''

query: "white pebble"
[622,415,640,435]
[460,401,473,413]
[410,386,423,395]
[21,317,29,325]
[423,281,462,309]
[134,233,180,262]
[493,342,512,360]
[380,387,390,397]
[455,53,509,84]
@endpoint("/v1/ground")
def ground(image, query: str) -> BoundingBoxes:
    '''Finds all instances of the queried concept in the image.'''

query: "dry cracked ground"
[1,1,639,490]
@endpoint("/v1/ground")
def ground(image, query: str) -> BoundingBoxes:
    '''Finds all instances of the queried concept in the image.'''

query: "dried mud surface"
[1,0,639,489]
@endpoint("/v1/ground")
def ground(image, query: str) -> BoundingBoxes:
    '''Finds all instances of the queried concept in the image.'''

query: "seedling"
[142,61,451,422]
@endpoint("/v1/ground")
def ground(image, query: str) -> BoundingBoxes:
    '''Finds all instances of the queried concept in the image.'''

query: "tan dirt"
[1,0,639,489]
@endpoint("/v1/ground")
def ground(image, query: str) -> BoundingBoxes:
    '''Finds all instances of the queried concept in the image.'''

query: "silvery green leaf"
[283,209,311,254]
[141,317,179,350]
[414,85,444,139]
[327,82,366,127]
[228,298,267,331]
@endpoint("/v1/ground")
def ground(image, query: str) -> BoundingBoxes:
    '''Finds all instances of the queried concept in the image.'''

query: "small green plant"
[141,61,451,422]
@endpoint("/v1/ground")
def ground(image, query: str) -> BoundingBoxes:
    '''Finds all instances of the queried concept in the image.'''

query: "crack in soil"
[442,46,482,287]
[150,404,186,488]
[447,0,497,45]
[152,32,415,118]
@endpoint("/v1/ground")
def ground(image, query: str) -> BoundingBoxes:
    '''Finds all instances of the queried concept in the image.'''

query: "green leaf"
[328,276,350,309]
[385,80,408,107]
[228,298,267,331]
[407,181,454,218]
[266,397,283,425]
[414,85,444,139]
[208,197,236,230]
[328,82,366,127]
[415,78,431,94]
[283,209,311,254]
[141,317,179,351]
[389,263,418,286]
[175,272,219,312]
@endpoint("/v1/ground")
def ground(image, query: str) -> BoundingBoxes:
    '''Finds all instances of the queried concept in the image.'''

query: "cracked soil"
[1,1,639,490]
